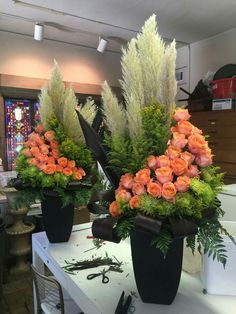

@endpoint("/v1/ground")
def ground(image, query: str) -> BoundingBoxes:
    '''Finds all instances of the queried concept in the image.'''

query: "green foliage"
[48,116,93,171]
[197,222,227,267]
[175,192,203,219]
[115,217,135,239]
[55,186,91,207]
[104,133,134,175]
[200,166,224,193]
[190,178,215,206]
[151,228,172,257]
[140,195,175,217]
[105,102,171,175]
[141,101,171,156]
[186,235,196,254]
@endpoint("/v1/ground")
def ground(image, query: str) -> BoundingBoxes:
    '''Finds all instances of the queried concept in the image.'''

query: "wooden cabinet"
[190,110,236,184]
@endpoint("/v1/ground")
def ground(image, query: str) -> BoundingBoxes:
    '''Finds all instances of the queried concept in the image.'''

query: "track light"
[34,23,44,41]
[97,37,108,53]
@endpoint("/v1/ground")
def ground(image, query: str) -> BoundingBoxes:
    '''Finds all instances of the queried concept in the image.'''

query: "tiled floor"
[1,272,34,314]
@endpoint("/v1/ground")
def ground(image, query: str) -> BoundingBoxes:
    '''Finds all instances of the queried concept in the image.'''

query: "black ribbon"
[92,216,121,243]
[133,213,162,235]
[168,217,198,237]
[76,110,120,189]
[91,213,199,244]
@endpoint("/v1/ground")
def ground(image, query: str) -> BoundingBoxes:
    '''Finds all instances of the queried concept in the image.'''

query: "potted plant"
[78,15,235,304]
[13,62,97,243]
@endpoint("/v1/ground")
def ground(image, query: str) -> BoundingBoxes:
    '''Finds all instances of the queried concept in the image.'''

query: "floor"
[0,207,91,314]
[0,272,34,314]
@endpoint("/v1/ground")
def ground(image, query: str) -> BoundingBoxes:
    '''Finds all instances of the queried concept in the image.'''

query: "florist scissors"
[87,268,109,284]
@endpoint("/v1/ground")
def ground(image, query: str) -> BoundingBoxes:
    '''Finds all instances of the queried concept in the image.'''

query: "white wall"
[176,45,190,107]
[190,27,236,91]
[0,31,121,87]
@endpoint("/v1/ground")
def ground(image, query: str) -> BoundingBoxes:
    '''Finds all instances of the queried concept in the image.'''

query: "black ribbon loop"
[133,213,162,235]
[168,217,198,237]
[92,217,121,243]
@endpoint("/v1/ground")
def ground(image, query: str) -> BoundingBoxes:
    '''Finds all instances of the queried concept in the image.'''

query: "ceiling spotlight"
[34,23,44,41]
[97,37,108,53]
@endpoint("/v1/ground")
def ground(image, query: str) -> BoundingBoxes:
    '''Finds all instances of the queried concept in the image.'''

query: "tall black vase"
[41,191,74,243]
[130,229,184,305]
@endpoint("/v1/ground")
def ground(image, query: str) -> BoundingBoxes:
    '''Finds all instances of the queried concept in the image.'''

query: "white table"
[32,223,236,314]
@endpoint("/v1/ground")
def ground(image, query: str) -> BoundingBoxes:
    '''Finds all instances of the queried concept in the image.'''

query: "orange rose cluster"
[22,125,86,181]
[109,108,213,217]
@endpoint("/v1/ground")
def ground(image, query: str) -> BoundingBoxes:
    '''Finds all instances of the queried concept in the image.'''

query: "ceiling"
[0,0,236,53]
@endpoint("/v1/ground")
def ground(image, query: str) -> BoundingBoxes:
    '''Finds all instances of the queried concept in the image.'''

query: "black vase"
[130,229,184,305]
[41,190,74,243]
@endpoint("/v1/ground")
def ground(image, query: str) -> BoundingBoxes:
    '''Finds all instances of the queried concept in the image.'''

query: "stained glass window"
[4,99,39,170]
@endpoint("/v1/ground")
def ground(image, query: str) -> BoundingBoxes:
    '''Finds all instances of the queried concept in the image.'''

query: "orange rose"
[185,165,200,178]
[174,176,190,192]
[157,155,170,167]
[132,182,146,195]
[43,164,56,175]
[171,158,188,176]
[188,134,208,154]
[180,151,195,166]
[177,120,193,136]
[73,168,86,180]
[134,168,151,185]
[76,167,86,177]
[63,167,73,176]
[23,149,32,158]
[47,156,55,164]
[55,165,63,173]
[170,126,178,133]
[30,146,40,156]
[147,181,162,198]
[155,167,173,184]
[109,201,121,217]
[28,158,38,166]
[35,124,44,134]
[44,130,55,142]
[120,173,134,189]
[129,195,141,209]
[67,160,76,169]
[192,126,203,135]
[116,189,132,202]
[57,157,68,168]
[50,140,59,149]
[173,109,191,122]
[73,170,82,180]
[195,152,213,167]
[147,155,159,170]
[51,149,60,159]
[37,153,47,163]
[171,132,187,149]
[165,145,181,160]
[24,140,31,148]
[40,144,49,155]
[162,182,177,200]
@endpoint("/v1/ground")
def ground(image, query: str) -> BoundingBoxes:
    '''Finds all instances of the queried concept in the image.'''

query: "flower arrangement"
[14,62,96,206]
[79,15,235,266]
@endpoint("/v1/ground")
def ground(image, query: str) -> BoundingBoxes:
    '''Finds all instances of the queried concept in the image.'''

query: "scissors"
[87,268,109,284]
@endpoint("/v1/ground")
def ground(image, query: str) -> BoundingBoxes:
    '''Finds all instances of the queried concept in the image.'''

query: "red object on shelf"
[212,78,236,99]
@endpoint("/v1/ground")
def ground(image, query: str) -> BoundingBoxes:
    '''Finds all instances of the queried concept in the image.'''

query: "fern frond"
[186,235,196,254]
[151,228,172,257]
[116,217,135,239]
